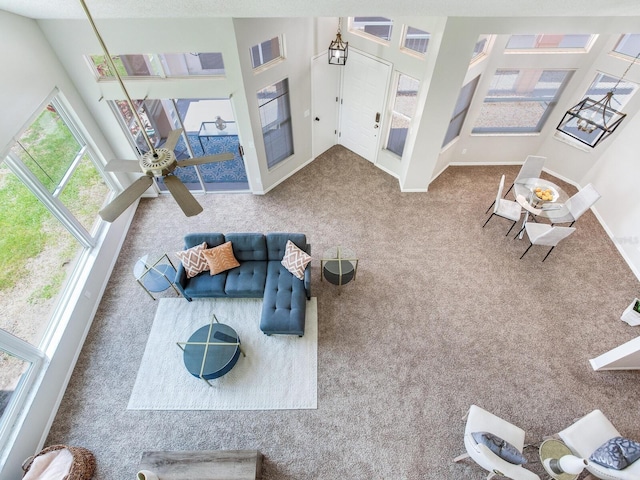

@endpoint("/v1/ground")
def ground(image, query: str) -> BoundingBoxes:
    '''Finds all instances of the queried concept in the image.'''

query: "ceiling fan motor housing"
[140,148,177,176]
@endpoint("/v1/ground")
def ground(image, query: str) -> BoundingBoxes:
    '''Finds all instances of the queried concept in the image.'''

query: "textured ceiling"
[1,0,640,19]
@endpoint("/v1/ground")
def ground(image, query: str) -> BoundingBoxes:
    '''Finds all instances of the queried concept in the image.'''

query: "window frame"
[250,35,286,73]
[400,25,430,58]
[349,17,394,45]
[256,78,294,169]
[504,34,597,53]
[442,75,481,149]
[385,72,420,157]
[472,68,574,135]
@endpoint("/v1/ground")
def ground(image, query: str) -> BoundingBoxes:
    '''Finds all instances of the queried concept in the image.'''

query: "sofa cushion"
[281,240,312,280]
[261,261,306,335]
[175,242,209,278]
[202,241,240,275]
[225,261,267,297]
[184,233,225,249]
[266,233,307,261]
[183,270,227,297]
[225,233,267,261]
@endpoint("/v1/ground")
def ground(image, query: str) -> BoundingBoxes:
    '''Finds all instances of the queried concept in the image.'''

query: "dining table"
[513,177,571,238]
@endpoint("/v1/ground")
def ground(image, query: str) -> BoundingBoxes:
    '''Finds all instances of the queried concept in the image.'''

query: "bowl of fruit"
[533,186,557,202]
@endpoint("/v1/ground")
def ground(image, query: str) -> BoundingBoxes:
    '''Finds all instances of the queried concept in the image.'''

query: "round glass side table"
[133,253,180,300]
[321,246,358,286]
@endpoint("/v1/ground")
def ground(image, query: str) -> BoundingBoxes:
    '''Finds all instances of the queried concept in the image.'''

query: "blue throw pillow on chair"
[590,436,640,470]
[472,431,527,465]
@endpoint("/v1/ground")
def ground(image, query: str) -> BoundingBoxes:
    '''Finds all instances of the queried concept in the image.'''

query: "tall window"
[402,26,430,55]
[0,91,111,446]
[257,79,294,168]
[506,34,594,51]
[350,17,393,42]
[443,76,480,147]
[613,34,640,59]
[250,37,284,70]
[472,69,573,134]
[386,74,419,157]
[88,52,225,79]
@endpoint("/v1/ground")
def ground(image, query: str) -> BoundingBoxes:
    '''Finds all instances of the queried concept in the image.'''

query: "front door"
[339,49,391,163]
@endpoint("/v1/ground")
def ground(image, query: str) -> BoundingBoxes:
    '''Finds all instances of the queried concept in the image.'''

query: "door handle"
[315,117,320,121]
[375,112,381,123]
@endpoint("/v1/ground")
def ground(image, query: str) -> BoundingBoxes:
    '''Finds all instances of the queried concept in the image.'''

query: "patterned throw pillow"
[202,241,240,276]
[471,432,527,465]
[590,436,640,470]
[175,242,209,278]
[281,240,312,280]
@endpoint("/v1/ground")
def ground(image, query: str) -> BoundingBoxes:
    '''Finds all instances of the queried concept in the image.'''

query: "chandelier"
[328,18,348,65]
[556,52,640,148]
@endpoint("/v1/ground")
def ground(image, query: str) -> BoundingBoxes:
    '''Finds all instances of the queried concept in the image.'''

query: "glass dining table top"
[513,177,571,220]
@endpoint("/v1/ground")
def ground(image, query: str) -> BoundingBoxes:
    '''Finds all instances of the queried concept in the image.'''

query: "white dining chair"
[483,175,523,236]
[550,183,601,227]
[486,155,546,213]
[519,223,576,261]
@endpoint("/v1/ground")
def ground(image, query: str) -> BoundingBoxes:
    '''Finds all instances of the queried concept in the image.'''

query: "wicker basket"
[22,445,96,480]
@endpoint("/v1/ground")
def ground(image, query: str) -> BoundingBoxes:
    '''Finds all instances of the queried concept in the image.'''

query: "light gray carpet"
[47,145,640,479]
[128,298,317,410]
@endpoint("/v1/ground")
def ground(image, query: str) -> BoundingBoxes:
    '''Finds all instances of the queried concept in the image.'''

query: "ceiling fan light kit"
[79,0,235,222]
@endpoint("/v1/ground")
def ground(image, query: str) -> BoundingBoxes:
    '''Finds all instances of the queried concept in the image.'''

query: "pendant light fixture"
[328,18,348,65]
[556,51,640,148]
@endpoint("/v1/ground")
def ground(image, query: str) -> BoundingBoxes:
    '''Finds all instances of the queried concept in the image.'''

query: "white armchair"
[559,410,640,480]
[453,405,540,480]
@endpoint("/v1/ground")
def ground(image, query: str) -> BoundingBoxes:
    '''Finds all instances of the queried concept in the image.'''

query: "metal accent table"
[321,246,358,285]
[539,438,581,480]
[198,120,238,151]
[177,315,245,386]
[133,253,180,300]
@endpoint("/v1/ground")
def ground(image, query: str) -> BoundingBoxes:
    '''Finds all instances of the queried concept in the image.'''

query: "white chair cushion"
[497,199,522,222]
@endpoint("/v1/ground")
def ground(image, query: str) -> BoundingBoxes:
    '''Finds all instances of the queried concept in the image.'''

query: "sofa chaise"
[174,232,311,336]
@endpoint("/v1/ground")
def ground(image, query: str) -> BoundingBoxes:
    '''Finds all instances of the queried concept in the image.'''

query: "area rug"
[127,297,317,410]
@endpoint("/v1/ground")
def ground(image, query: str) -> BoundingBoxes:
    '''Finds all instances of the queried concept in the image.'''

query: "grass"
[0,107,108,291]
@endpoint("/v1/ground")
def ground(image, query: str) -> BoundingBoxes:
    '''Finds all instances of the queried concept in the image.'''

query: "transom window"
[402,26,430,55]
[88,52,225,79]
[613,34,640,59]
[506,34,595,51]
[350,17,393,42]
[250,36,284,70]
[472,69,573,134]
[471,35,491,63]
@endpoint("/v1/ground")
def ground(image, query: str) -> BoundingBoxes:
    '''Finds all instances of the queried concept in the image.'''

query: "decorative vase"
[137,470,159,480]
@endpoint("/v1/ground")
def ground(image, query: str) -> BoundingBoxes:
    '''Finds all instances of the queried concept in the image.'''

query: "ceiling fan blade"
[163,128,184,152]
[104,159,141,172]
[164,175,204,217]
[177,152,235,167]
[99,175,154,222]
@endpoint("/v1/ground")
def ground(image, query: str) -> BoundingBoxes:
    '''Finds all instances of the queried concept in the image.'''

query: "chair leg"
[453,452,469,463]
[482,213,495,228]
[505,220,517,236]
[487,472,496,480]
[503,183,514,198]
[520,243,533,259]
[485,200,496,214]
[514,225,525,239]
[542,246,555,262]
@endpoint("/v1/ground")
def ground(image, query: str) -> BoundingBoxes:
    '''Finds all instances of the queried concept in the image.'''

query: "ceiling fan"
[79,0,235,222]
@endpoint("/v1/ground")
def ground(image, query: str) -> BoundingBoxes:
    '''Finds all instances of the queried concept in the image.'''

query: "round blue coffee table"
[181,321,243,386]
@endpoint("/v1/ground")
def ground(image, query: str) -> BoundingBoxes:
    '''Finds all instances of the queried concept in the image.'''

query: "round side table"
[539,439,582,480]
[321,246,358,286]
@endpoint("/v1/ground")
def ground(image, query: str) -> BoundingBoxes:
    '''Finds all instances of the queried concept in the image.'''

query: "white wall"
[0,10,133,479]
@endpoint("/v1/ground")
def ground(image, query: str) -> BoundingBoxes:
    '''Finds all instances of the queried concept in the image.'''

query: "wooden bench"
[138,450,262,480]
